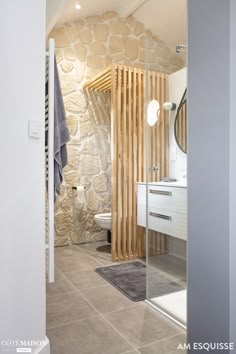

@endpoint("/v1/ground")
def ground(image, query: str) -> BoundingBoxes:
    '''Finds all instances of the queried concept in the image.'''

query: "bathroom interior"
[46,0,187,351]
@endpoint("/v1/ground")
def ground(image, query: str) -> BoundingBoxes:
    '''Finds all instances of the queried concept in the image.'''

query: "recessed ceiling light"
[75,3,81,10]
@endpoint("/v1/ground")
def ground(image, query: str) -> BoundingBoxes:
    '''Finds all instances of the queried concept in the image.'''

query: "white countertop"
[136,181,187,188]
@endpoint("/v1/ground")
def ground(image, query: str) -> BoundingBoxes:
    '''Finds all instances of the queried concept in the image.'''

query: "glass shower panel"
[145,38,187,325]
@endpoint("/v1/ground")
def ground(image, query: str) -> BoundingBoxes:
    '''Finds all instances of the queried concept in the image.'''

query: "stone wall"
[49,12,184,246]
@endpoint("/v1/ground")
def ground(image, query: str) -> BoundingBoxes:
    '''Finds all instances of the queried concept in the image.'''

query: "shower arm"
[176,44,187,53]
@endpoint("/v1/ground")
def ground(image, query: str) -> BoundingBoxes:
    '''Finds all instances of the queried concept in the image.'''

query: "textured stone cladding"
[49,12,185,246]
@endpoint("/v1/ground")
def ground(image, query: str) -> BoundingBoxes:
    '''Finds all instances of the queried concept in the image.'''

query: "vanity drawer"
[137,204,187,241]
[148,207,187,241]
[148,186,187,214]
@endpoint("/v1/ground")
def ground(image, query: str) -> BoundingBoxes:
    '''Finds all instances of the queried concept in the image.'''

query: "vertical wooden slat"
[128,68,133,259]
[147,70,151,256]
[161,74,167,254]
[137,69,142,257]
[142,72,146,182]
[161,74,165,177]
[154,79,158,255]
[157,73,161,182]
[132,68,137,259]
[149,72,153,253]
[152,72,157,181]
[162,234,165,254]
[138,69,142,182]
[164,76,169,176]
[141,71,146,257]
[111,66,117,261]
[149,230,152,258]
[117,66,122,260]
[122,67,127,260]
[149,71,153,181]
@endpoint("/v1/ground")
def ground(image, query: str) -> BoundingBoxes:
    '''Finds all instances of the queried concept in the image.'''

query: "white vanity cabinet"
[137,182,187,241]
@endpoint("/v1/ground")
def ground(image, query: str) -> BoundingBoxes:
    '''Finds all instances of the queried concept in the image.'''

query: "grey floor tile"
[55,253,100,273]
[77,241,110,254]
[64,269,107,290]
[138,333,186,354]
[55,245,83,259]
[146,270,185,299]
[46,269,75,297]
[47,291,98,329]
[89,251,113,266]
[81,284,137,314]
[148,255,186,283]
[104,304,182,348]
[47,316,133,354]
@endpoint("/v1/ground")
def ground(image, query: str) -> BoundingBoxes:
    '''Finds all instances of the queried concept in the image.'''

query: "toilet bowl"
[94,213,112,230]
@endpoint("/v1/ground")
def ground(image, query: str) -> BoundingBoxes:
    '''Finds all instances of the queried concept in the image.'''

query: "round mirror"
[174,89,187,153]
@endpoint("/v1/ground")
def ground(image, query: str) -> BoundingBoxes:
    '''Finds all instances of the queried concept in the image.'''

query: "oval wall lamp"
[147,100,160,126]
[75,3,81,10]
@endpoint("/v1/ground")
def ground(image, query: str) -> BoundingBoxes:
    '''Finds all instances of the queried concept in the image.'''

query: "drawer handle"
[149,189,172,196]
[149,211,172,221]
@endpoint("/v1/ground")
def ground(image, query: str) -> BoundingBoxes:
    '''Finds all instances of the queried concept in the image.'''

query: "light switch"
[28,120,42,139]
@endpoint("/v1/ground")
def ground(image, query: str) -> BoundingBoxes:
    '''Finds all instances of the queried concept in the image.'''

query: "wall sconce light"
[147,100,160,126]
[163,102,177,111]
[75,3,81,10]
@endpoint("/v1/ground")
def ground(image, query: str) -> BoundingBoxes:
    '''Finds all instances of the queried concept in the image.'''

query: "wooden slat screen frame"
[83,65,169,261]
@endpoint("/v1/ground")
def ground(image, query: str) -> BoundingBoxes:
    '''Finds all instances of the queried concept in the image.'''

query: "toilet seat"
[94,213,112,230]
[95,213,111,219]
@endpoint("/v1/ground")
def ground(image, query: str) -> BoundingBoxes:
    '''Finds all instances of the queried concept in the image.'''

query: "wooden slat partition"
[83,65,169,261]
[83,66,112,92]
[146,72,169,258]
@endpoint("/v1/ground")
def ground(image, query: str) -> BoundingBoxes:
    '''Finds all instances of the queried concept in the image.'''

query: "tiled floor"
[148,254,186,284]
[47,241,186,354]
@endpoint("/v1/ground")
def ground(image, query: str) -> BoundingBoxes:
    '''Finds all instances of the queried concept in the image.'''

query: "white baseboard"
[36,336,50,354]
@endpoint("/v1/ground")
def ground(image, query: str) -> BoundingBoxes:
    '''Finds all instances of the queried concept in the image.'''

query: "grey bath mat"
[95,261,184,302]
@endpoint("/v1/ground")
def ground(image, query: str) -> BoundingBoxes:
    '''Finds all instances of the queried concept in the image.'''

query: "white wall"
[168,67,187,181]
[168,68,187,260]
[0,1,49,353]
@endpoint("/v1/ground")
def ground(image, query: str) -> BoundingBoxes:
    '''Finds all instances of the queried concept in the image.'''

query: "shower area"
[80,40,187,326]
[143,38,187,326]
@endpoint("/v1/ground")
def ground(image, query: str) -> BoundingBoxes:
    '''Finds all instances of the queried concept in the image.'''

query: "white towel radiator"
[45,39,55,283]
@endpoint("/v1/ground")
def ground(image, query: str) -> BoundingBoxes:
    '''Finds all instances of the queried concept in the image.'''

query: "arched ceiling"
[134,0,186,54]
[48,0,186,56]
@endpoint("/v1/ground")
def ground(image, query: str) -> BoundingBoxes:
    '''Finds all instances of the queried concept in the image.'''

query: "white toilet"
[94,213,112,230]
